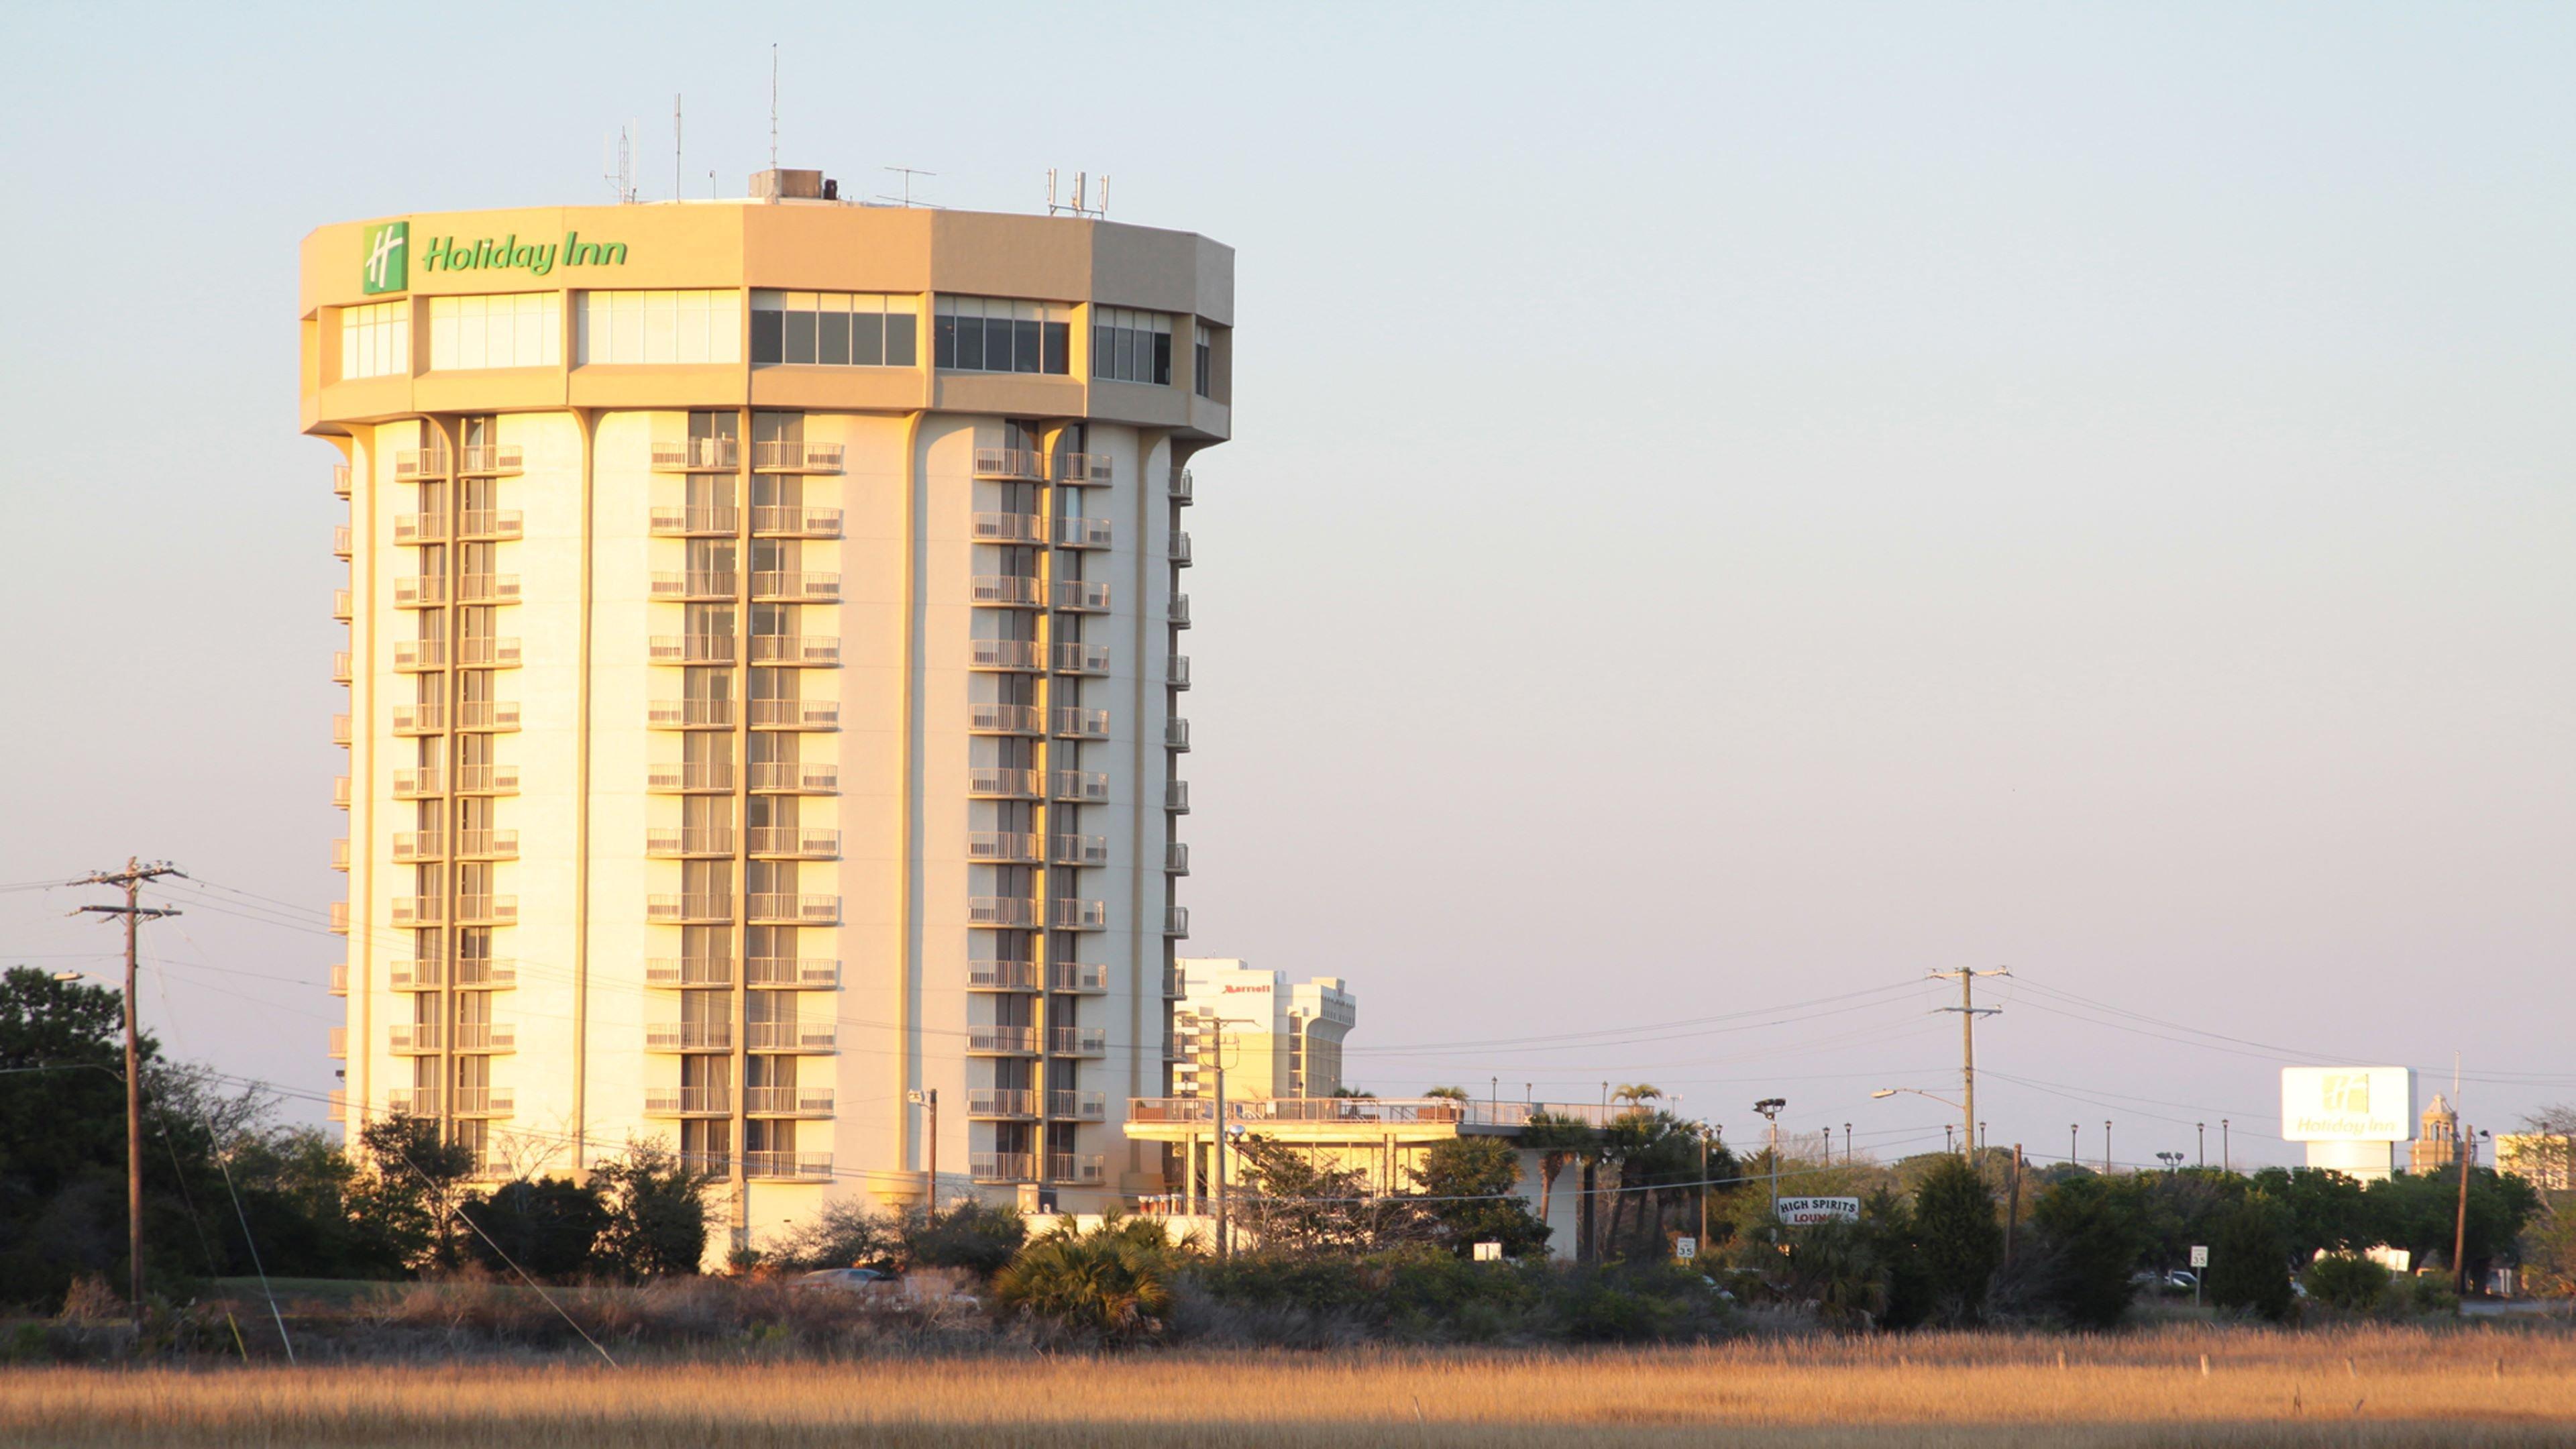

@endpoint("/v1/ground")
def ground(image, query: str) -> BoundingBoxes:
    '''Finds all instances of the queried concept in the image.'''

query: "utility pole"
[2453,1120,2476,1297]
[2070,1123,2079,1165]
[74,858,184,1331]
[2104,1120,2113,1173]
[2198,1122,2206,1169]
[1843,1123,1852,1165]
[2004,1145,2023,1267]
[2222,1118,2230,1173]
[1212,1055,1231,1260]
[1697,1124,1711,1250]
[1929,967,2006,1163]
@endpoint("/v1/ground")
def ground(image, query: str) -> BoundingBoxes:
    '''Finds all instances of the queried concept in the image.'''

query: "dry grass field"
[3,1324,2573,1448]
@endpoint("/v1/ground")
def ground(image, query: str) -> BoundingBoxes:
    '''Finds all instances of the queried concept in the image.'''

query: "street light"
[1871,1086,1973,1159]
[2156,1151,2185,1173]
[1752,1097,1786,1218]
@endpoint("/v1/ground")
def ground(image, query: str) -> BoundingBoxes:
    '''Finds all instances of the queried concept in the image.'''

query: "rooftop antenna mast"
[769,44,780,170]
[603,123,639,204]
[1046,169,1111,220]
[881,166,937,208]
[674,94,683,202]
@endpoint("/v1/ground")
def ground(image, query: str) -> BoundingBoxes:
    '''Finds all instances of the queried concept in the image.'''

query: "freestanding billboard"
[2280,1067,2415,1143]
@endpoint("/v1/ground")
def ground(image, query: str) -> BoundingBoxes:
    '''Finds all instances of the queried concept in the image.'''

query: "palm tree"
[1424,1085,1470,1101]
[1611,1083,1664,1114]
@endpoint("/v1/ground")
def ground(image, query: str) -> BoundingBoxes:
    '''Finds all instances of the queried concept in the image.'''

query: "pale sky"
[1,2,2568,1169]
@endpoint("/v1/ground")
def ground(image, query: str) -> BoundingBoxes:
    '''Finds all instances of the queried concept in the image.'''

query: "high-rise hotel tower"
[305,172,1228,1241]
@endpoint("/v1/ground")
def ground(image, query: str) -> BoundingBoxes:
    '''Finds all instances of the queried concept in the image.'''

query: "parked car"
[798,1267,894,1292]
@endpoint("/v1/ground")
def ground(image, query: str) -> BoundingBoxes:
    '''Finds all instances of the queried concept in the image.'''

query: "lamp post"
[2198,1122,2206,1169]
[1872,1087,1968,1160]
[906,1088,938,1220]
[2070,1124,2079,1165]
[2157,1151,2184,1174]
[1752,1098,1786,1218]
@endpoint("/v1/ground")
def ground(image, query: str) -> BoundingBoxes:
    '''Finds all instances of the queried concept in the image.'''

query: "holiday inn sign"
[361,219,630,293]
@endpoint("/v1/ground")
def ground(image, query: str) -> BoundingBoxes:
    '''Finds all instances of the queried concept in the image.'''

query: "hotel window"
[750,292,920,367]
[1091,307,1171,386]
[429,294,564,370]
[933,296,1070,375]
[337,301,410,381]
[1193,323,1214,397]
[576,290,743,365]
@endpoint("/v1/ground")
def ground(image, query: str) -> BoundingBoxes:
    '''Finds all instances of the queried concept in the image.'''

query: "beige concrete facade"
[307,184,1228,1247]
[1170,959,1355,1099]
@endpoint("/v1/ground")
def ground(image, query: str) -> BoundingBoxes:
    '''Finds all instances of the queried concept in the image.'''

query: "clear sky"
[1,2,2568,1170]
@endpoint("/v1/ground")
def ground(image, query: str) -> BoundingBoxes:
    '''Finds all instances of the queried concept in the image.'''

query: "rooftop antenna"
[674,94,683,202]
[1046,168,1110,220]
[881,166,936,208]
[603,123,639,204]
[769,44,780,170]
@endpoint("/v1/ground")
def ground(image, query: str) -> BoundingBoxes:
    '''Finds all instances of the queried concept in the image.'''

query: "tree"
[352,1113,478,1271]
[2366,1169,2540,1282]
[773,1200,902,1271]
[1424,1085,1470,1102]
[1912,1156,2001,1325]
[1611,1084,1664,1112]
[2205,1197,2295,1322]
[900,1199,1026,1277]
[461,1178,608,1279]
[2304,1251,2391,1313]
[1409,1137,1550,1258]
[2028,1173,2145,1329]
[592,1140,716,1277]
[2246,1166,2368,1260]
[1231,1135,1387,1254]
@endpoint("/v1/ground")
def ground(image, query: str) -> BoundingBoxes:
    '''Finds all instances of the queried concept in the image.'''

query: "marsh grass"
[3,1324,2573,1447]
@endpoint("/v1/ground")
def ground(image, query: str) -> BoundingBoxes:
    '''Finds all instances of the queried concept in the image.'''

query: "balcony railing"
[386,957,442,991]
[1050,834,1109,867]
[1051,771,1110,803]
[971,574,1044,607]
[751,505,842,537]
[392,576,446,609]
[332,525,353,559]
[332,713,352,746]
[749,634,839,666]
[746,957,841,988]
[327,1027,347,1059]
[1051,1091,1110,1123]
[645,1087,732,1116]
[746,1019,837,1051]
[333,588,354,621]
[454,763,519,794]
[453,1092,515,1125]
[455,637,522,667]
[645,762,735,792]
[1054,452,1113,486]
[327,902,349,935]
[649,698,734,729]
[392,830,445,863]
[391,639,447,671]
[332,464,351,498]
[1165,717,1191,751]
[391,702,445,735]
[966,766,1042,798]
[388,1089,439,1116]
[332,651,353,684]
[968,1088,1036,1118]
[457,510,523,541]
[650,505,740,535]
[456,700,521,731]
[645,894,734,923]
[968,638,1044,672]
[752,440,843,473]
[456,573,519,604]
[1053,707,1110,740]
[749,761,838,794]
[1169,466,1194,502]
[973,447,1044,482]
[1169,594,1191,627]
[1053,580,1112,612]
[970,1151,1034,1182]
[651,570,739,599]
[454,896,518,926]
[743,1151,834,1181]
[747,826,840,859]
[1172,531,1193,566]
[1053,642,1111,676]
[967,959,1040,991]
[645,957,736,987]
[966,1028,1037,1057]
[746,1086,835,1116]
[747,893,841,925]
[329,962,347,996]
[1051,962,1108,994]
[968,702,1042,736]
[457,443,523,476]
[1047,1031,1104,1064]
[966,897,1041,929]
[645,827,736,857]
[1168,654,1192,689]
[1165,965,1185,999]
[390,896,444,926]
[750,698,839,729]
[651,437,739,471]
[753,571,840,602]
[1165,841,1190,875]
[453,959,517,987]
[393,767,442,798]
[1049,1153,1108,1185]
[454,829,518,859]
[971,511,1044,544]
[644,1020,732,1051]
[395,445,450,480]
[451,1020,517,1051]
[967,830,1042,863]
[389,1022,444,1053]
[1165,906,1191,938]
[1053,515,1114,549]
[1052,900,1109,932]
[392,513,447,545]
[650,635,738,665]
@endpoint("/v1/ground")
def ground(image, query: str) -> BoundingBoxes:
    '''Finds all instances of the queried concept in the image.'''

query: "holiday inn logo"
[361,221,409,294]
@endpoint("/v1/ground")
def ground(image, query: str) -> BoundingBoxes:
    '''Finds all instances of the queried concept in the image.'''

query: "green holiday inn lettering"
[415,231,629,279]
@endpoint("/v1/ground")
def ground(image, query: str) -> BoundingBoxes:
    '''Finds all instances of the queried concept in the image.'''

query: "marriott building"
[305,171,1229,1242]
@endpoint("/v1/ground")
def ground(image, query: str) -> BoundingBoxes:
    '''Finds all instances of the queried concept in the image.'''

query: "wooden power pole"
[74,858,184,1331]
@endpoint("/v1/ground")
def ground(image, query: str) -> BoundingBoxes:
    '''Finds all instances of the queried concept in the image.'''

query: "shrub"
[591,1142,718,1277]
[2304,1251,2391,1313]
[2206,1199,2296,1322]
[2027,1174,2144,1330]
[460,1178,608,1281]
[902,1200,1026,1277]
[993,1219,1175,1343]
[1913,1157,2001,1326]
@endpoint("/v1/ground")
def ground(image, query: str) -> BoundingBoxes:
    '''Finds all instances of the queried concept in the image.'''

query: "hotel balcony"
[327,902,349,935]
[1053,707,1110,741]
[650,504,741,536]
[395,445,450,480]
[1053,580,1112,613]
[971,574,1044,608]
[1166,780,1191,813]
[457,700,520,731]
[332,714,352,747]
[1053,515,1114,549]
[969,638,1044,672]
[749,761,838,794]
[454,763,520,795]
[749,634,840,666]
[1169,466,1193,502]
[1050,1091,1110,1124]
[651,570,739,600]
[389,896,445,927]
[651,437,739,472]
[746,957,841,989]
[389,575,445,610]
[392,513,448,545]
[329,838,350,872]
[1165,906,1191,938]
[333,775,352,808]
[455,829,518,860]
[454,958,517,988]
[747,826,840,859]
[333,588,354,621]
[457,444,523,477]
[1046,1020,1108,1057]
[329,962,347,996]
[332,464,351,499]
[753,571,840,602]
[1172,531,1193,566]
[391,703,445,735]
[967,896,1043,930]
[751,698,839,730]
[645,957,736,987]
[1165,965,1185,999]
[1049,1153,1108,1185]
[1170,596,1193,630]
[972,511,1044,544]
[968,703,1043,737]
[389,1022,444,1054]
[1050,834,1109,867]
[968,1020,1035,1057]
[967,959,1040,992]
[327,1027,347,1059]
[455,637,522,668]
[752,440,843,473]
[1168,654,1191,689]
[751,504,843,537]
[331,651,354,684]
[644,1020,732,1051]
[968,1088,1036,1119]
[970,1151,1035,1183]
[451,1091,516,1123]
[392,766,444,799]
[388,959,444,989]
[746,892,841,926]
[645,893,734,924]
[965,766,1041,800]
[1054,452,1113,486]
[743,1151,834,1181]
[452,1021,517,1053]
[645,761,735,793]
[646,827,736,858]
[644,1087,732,1116]
[457,510,523,541]
[973,446,1043,482]
[1053,642,1111,676]
[1053,900,1109,932]
[453,896,518,927]
[746,1086,835,1118]
[1051,962,1108,994]
[332,525,352,559]
[391,639,448,672]
[1165,841,1191,875]
[649,698,734,729]
[746,1019,837,1052]
[967,830,1042,864]
[650,634,737,665]
[455,573,519,604]
[388,1088,439,1116]
[1051,770,1110,804]
[1165,717,1191,751]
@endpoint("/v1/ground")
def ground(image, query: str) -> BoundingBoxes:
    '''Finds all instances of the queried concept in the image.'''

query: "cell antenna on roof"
[1046,169,1110,220]
[769,44,780,170]
[674,95,683,202]
[603,123,639,204]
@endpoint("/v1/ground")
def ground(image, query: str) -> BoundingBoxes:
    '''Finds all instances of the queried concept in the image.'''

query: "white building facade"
[1171,959,1356,1099]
